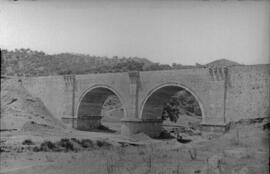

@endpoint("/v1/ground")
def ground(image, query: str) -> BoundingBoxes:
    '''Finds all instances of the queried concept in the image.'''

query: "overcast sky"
[0,0,269,65]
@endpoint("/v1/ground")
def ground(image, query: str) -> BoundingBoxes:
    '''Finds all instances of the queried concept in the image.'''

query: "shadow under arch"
[139,82,205,122]
[76,84,127,119]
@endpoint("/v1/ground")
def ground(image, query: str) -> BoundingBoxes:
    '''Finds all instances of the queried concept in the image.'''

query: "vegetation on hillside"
[1,48,240,77]
[1,48,196,76]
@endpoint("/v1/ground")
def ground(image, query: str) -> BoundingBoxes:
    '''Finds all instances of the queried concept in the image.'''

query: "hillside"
[1,49,156,76]
[0,49,215,76]
[206,59,241,67]
[1,49,242,77]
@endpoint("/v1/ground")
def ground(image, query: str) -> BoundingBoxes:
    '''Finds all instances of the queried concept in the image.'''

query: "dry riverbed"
[1,119,269,174]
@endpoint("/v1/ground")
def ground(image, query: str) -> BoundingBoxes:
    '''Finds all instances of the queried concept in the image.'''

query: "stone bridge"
[21,64,270,137]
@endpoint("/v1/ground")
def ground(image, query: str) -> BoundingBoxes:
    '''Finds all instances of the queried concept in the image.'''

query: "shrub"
[40,141,56,151]
[57,138,74,152]
[80,139,94,148]
[157,130,174,139]
[71,138,80,144]
[22,139,34,145]
[0,146,8,152]
[33,146,40,152]
[96,140,112,148]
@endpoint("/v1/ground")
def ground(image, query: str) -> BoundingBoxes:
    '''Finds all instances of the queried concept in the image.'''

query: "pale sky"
[0,0,269,65]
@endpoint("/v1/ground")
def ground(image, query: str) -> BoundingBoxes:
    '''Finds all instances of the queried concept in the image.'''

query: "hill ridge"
[1,48,241,76]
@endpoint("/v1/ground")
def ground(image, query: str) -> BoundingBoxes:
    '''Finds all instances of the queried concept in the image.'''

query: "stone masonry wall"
[226,65,270,122]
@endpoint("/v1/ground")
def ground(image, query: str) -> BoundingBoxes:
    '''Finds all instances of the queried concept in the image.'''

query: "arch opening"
[140,84,203,130]
[77,87,124,133]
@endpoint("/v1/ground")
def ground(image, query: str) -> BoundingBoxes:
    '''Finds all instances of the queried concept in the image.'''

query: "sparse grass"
[142,143,155,173]
[145,153,153,173]
[105,154,118,174]
[115,146,126,163]
[188,148,197,160]
[234,128,240,145]
[45,154,54,162]
[230,128,246,147]
[2,118,269,174]
[175,162,184,174]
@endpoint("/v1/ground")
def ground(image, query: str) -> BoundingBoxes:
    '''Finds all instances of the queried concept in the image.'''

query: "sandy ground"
[1,121,269,174]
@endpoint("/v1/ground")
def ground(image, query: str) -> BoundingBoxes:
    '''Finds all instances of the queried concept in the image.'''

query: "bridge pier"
[120,119,163,138]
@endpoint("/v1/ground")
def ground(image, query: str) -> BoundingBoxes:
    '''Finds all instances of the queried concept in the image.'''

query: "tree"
[161,90,202,122]
[143,63,161,71]
[161,97,180,122]
[172,63,183,69]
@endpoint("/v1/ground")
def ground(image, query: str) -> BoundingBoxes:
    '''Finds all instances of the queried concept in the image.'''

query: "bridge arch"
[76,84,127,119]
[139,83,205,122]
